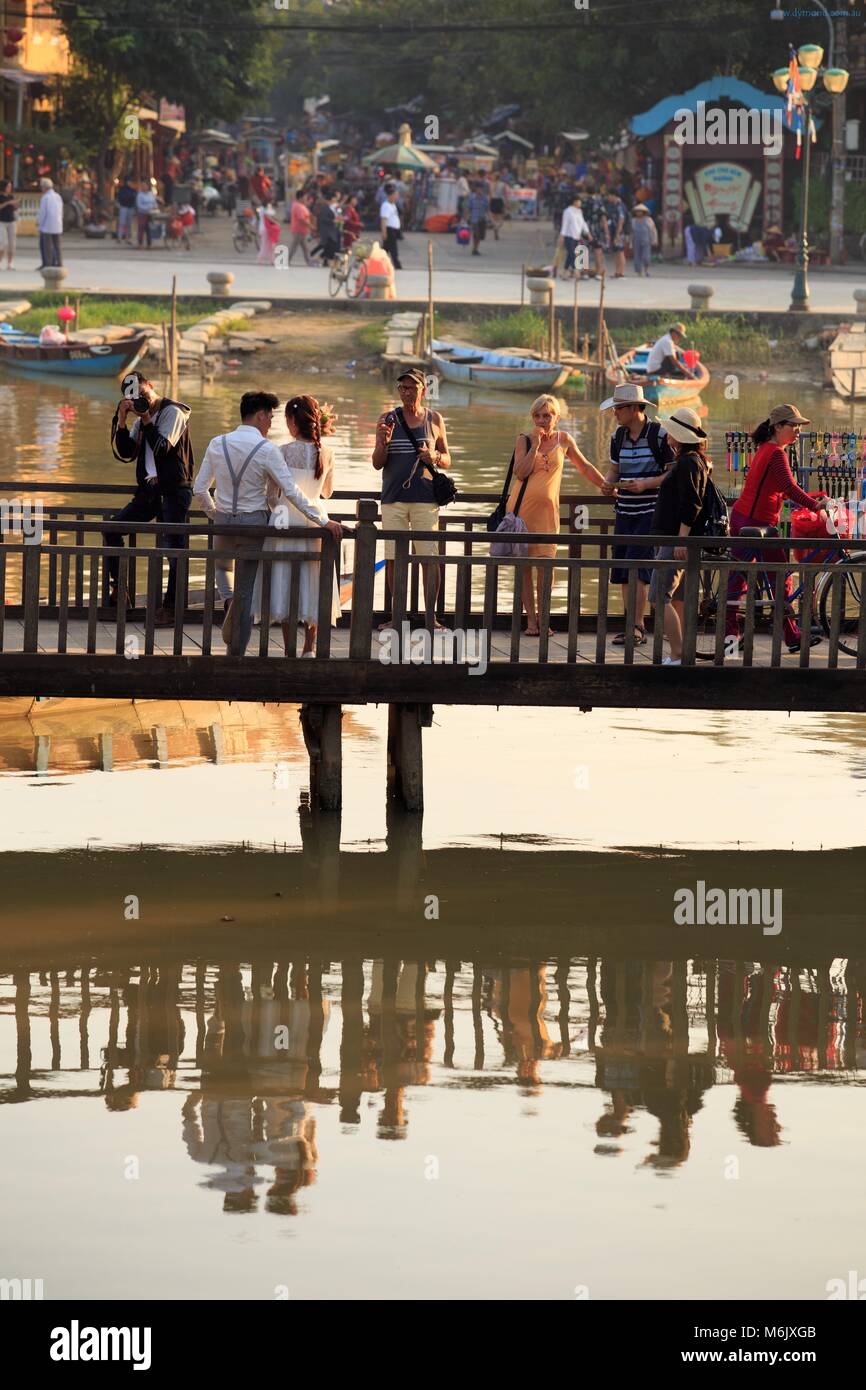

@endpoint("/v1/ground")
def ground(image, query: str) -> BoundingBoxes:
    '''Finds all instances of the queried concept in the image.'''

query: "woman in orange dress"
[507,394,606,635]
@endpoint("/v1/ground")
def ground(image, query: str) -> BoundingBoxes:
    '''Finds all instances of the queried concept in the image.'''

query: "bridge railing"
[0,501,863,670]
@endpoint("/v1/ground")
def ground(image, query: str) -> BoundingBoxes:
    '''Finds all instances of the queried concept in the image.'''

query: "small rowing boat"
[0,327,147,377]
[827,325,866,400]
[431,339,570,392]
[606,342,710,406]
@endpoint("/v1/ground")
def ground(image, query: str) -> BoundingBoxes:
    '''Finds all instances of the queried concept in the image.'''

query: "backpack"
[611,420,667,467]
[693,470,730,541]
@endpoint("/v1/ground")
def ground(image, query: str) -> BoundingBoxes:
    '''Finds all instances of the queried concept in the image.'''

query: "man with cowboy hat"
[600,382,674,646]
[645,323,696,379]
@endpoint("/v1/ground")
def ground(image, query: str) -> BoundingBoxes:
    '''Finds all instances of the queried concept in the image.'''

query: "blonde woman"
[507,395,606,635]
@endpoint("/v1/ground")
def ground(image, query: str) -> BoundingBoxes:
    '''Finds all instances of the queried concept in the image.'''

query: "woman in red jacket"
[342,193,362,250]
[725,404,827,652]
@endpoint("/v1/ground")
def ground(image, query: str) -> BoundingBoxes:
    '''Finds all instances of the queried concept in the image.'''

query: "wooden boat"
[606,342,711,406]
[0,327,147,377]
[827,325,866,400]
[431,339,570,392]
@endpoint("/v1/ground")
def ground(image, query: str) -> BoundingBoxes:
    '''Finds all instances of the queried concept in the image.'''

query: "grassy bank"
[439,307,795,367]
[1,293,224,334]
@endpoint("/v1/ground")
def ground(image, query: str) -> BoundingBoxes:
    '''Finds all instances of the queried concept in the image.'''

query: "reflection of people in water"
[486,963,561,1094]
[182,960,326,1213]
[366,960,441,1137]
[717,962,781,1148]
[594,960,713,1169]
[102,966,184,1111]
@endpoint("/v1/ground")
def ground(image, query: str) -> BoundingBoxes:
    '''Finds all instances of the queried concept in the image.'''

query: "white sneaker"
[662,657,681,666]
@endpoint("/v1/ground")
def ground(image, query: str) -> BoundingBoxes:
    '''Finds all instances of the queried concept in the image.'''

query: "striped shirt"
[611,421,672,517]
[381,410,437,505]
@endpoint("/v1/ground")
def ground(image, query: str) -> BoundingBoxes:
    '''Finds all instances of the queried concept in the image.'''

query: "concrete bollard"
[854,289,866,318]
[207,271,235,298]
[526,275,554,308]
[39,265,68,292]
[688,283,714,313]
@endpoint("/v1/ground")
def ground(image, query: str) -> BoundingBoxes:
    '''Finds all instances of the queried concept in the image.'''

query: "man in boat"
[644,323,696,380]
[106,371,195,626]
[599,382,674,647]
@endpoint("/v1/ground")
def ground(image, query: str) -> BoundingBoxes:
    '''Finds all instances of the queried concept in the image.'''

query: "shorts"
[490,198,505,215]
[611,509,655,584]
[610,240,625,253]
[649,545,685,604]
[381,501,440,559]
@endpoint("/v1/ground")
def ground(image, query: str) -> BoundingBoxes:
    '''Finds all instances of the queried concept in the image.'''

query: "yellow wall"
[2,2,70,77]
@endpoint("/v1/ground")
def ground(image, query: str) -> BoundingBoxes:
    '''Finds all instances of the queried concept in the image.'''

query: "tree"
[57,0,275,194]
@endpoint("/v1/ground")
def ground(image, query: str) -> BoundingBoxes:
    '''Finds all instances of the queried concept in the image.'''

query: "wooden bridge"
[0,482,863,810]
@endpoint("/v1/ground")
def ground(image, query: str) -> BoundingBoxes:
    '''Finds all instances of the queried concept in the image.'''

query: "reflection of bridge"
[0,953,859,1192]
[1,483,863,812]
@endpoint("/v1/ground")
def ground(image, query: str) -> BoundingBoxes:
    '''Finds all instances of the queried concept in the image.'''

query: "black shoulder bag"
[396,407,458,506]
[486,435,531,531]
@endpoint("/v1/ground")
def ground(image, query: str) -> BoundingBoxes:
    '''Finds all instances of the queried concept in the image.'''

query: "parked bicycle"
[694,501,864,660]
[233,208,258,253]
[328,241,369,299]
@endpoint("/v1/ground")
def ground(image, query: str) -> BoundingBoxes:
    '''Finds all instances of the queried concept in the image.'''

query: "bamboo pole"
[596,269,606,369]
[169,274,178,389]
[520,264,525,307]
[161,321,169,370]
[548,286,555,361]
[572,272,579,355]
[427,239,434,356]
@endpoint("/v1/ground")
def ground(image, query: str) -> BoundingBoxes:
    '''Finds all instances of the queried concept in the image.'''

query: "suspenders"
[220,435,269,516]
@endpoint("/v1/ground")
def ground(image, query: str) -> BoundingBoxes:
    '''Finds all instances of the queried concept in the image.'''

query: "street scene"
[0,0,865,1356]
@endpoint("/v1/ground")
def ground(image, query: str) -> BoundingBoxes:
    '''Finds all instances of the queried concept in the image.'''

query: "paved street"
[2,211,865,314]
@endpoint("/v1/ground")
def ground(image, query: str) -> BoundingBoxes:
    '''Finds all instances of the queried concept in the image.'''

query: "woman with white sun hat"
[648,406,711,665]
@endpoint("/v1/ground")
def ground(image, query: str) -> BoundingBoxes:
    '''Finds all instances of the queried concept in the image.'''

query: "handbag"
[395,407,458,506]
[488,436,531,558]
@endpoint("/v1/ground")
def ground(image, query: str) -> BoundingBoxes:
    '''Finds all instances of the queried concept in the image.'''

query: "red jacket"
[733,442,814,526]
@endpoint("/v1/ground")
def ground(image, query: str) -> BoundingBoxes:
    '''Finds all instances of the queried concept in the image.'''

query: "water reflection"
[2,949,859,1208]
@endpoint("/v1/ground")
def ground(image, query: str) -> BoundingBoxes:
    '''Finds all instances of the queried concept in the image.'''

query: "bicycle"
[233,209,258,253]
[328,240,369,300]
[693,502,864,660]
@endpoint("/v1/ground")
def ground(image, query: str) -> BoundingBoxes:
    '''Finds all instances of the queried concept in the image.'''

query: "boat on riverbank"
[606,342,710,406]
[431,339,570,392]
[0,328,147,377]
[827,325,866,400]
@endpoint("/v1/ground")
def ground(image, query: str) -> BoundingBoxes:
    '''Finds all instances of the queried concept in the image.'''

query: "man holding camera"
[106,371,195,626]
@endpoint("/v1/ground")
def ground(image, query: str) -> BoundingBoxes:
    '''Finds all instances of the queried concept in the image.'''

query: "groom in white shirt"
[193,391,342,656]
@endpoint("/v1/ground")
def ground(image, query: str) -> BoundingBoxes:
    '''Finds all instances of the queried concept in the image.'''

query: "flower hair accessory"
[319,401,338,437]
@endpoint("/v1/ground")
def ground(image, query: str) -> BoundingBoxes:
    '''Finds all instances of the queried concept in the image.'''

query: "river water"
[0,364,864,1302]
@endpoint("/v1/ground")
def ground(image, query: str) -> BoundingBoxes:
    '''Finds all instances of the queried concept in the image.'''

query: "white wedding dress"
[253,440,341,626]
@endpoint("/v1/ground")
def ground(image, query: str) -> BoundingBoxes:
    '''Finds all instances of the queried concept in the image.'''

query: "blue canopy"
[631,76,819,137]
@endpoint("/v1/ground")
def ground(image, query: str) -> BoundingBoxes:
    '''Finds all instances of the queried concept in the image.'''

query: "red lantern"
[6,28,24,42]
[3,43,20,58]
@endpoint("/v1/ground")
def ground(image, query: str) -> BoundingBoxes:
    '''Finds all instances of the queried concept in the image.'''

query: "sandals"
[613,626,647,646]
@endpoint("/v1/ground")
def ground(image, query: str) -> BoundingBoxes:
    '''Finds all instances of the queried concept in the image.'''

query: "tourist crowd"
[103,363,828,665]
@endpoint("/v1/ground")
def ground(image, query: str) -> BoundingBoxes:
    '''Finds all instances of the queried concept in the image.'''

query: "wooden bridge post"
[387,702,432,812]
[350,498,379,658]
[300,703,343,812]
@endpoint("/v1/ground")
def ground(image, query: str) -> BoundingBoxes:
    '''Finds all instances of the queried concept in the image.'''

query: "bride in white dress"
[254,394,341,656]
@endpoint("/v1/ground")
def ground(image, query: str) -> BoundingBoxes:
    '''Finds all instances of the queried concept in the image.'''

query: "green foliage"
[472,309,548,353]
[3,294,214,333]
[354,319,387,353]
[791,177,866,240]
[624,314,789,366]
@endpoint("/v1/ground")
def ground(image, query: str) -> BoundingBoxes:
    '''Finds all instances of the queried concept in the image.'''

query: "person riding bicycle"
[724,404,828,654]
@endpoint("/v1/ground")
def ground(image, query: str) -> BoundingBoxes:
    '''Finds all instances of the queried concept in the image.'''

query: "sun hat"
[599,381,658,413]
[631,203,650,214]
[658,405,707,444]
[768,403,810,428]
[668,322,688,338]
[396,368,427,388]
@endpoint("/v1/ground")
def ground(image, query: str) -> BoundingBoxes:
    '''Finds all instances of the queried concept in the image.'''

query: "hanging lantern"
[797,44,823,69]
[6,28,24,42]
[823,68,850,95]
[3,42,20,58]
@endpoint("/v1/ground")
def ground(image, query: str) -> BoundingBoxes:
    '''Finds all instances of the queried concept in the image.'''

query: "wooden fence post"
[349,498,379,659]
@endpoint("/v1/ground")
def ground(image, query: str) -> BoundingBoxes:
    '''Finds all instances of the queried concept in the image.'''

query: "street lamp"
[771,45,849,311]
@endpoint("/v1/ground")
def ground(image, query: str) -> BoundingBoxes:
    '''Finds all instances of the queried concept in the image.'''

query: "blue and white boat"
[0,325,147,377]
[431,339,570,393]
